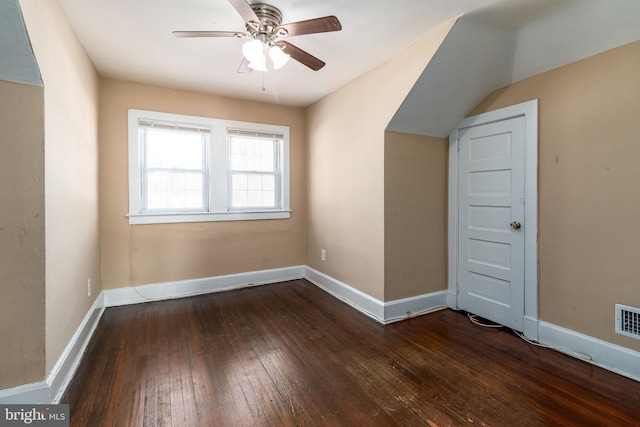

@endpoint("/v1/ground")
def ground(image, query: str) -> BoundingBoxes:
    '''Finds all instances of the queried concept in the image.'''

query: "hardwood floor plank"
[63,280,640,426]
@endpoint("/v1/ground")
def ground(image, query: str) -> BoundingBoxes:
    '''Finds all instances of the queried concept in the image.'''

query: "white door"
[457,116,525,331]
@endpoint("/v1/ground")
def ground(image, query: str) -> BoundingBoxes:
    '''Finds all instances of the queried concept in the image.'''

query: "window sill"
[127,210,291,225]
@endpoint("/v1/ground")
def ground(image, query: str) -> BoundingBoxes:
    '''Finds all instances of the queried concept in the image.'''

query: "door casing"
[447,99,539,340]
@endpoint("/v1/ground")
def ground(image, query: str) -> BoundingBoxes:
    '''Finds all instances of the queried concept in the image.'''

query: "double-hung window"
[140,120,209,212]
[228,130,281,210]
[128,109,290,224]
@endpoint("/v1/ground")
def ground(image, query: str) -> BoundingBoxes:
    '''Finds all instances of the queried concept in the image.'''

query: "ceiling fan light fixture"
[248,58,268,72]
[242,39,265,63]
[269,44,290,69]
[175,0,342,73]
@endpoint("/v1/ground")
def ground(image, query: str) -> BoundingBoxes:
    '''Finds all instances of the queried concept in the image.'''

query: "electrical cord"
[132,286,152,302]
[467,313,503,328]
[466,312,593,361]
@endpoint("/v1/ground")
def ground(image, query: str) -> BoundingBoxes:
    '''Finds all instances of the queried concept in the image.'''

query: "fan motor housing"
[247,3,283,32]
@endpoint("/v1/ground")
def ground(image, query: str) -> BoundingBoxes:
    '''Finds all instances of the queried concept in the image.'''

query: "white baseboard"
[0,382,49,404]
[304,266,447,324]
[0,293,106,404]
[5,266,638,404]
[47,292,106,403]
[104,265,305,307]
[523,315,539,341]
[383,292,447,323]
[303,268,639,382]
[304,267,385,321]
[0,266,303,403]
[538,321,640,382]
[446,290,459,309]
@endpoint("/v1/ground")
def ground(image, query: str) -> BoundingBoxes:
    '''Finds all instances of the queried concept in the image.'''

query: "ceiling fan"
[173,0,342,72]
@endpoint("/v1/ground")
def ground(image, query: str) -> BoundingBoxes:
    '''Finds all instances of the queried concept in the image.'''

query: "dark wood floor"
[63,279,640,426]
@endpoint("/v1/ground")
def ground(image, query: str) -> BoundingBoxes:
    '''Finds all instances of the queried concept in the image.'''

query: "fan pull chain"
[262,72,266,92]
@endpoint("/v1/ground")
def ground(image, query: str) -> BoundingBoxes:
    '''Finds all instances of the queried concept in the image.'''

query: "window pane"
[232,190,248,208]
[142,126,207,213]
[262,191,275,206]
[146,171,204,210]
[232,174,247,191]
[232,137,246,154]
[228,132,282,211]
[230,172,277,209]
[262,175,275,191]
[248,190,262,206]
[247,174,262,191]
[231,154,248,170]
[230,136,275,172]
[247,139,260,155]
[146,129,204,169]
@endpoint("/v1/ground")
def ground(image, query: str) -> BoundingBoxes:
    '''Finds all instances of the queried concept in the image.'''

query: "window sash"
[140,126,209,213]
[227,133,282,210]
[229,171,280,210]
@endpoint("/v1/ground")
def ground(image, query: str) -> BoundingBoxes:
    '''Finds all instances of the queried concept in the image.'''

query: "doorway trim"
[447,99,539,339]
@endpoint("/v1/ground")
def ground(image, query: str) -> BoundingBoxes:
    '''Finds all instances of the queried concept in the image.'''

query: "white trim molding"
[0,266,303,404]
[3,265,640,404]
[304,267,447,324]
[304,267,385,321]
[0,382,49,404]
[47,292,105,403]
[0,293,105,404]
[448,99,539,340]
[538,321,640,382]
[104,266,305,307]
[383,293,448,324]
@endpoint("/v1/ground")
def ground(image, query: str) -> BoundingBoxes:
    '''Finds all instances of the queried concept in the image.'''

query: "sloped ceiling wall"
[0,0,41,85]
[386,18,512,138]
[387,0,640,138]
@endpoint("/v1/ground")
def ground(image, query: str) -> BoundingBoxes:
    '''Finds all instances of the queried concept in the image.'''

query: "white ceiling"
[5,0,638,138]
[388,0,640,137]
[56,0,550,107]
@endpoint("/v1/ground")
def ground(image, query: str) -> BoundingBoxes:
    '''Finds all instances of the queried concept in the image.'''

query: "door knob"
[510,221,521,230]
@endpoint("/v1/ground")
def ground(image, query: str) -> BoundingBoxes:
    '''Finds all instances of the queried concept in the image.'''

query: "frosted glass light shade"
[242,40,264,63]
[248,58,268,72]
[269,45,290,69]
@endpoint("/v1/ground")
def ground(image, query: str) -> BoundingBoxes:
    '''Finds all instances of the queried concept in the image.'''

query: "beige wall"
[20,0,102,371]
[470,41,640,352]
[0,80,45,389]
[384,132,448,301]
[306,20,456,301]
[99,79,306,289]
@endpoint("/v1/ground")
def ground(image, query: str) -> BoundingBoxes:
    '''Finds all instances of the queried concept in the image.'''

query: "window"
[228,130,281,210]
[141,121,209,212]
[128,109,290,224]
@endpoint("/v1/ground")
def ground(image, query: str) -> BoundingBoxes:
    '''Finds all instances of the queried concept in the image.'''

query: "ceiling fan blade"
[279,41,325,71]
[277,16,342,37]
[228,0,259,24]
[173,31,244,38]
[237,57,253,73]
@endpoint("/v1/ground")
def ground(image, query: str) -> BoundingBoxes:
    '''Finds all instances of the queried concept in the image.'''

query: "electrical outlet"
[87,279,92,297]
[321,249,326,262]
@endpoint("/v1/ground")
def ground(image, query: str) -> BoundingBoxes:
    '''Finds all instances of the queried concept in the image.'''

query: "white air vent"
[615,304,640,340]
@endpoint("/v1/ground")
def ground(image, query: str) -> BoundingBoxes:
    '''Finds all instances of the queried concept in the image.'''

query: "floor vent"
[615,304,640,340]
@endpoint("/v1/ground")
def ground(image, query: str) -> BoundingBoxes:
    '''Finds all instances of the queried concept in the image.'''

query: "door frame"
[447,99,539,340]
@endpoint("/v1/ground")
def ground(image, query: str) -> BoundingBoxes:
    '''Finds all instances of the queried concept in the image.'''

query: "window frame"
[128,109,290,225]
[227,129,282,212]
